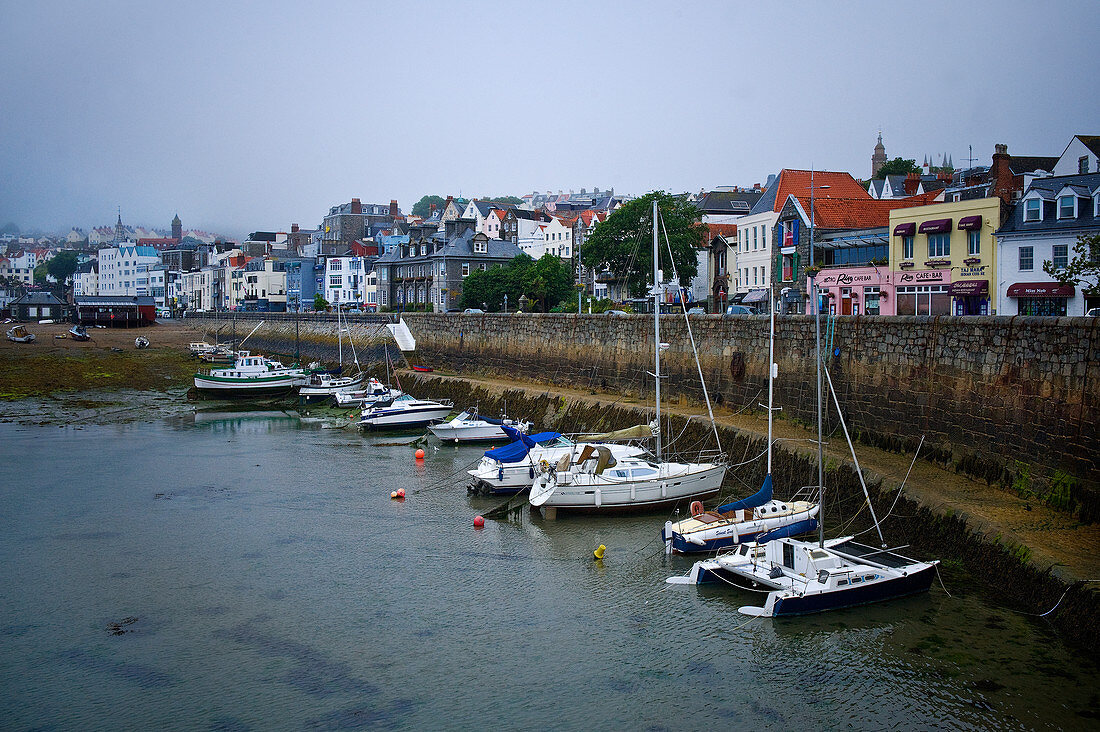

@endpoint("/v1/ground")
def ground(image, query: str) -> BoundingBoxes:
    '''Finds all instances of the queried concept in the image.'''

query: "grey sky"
[2,0,1096,238]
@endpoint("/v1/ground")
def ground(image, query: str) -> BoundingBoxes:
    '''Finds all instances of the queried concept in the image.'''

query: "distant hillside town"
[2,133,1098,319]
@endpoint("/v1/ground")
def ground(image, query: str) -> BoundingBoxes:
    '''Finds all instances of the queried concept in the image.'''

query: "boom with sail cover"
[716,474,773,513]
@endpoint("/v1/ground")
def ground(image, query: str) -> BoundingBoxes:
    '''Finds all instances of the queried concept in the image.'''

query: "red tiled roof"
[902,189,944,205]
[772,169,871,212]
[706,223,738,238]
[793,197,932,229]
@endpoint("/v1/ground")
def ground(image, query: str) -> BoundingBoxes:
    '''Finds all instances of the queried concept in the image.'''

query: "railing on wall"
[183,311,399,325]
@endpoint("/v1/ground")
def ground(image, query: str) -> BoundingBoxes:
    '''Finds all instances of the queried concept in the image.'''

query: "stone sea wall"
[399,313,1100,515]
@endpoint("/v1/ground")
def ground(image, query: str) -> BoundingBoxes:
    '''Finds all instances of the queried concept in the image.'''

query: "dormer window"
[1024,198,1041,222]
[1058,195,1076,219]
[474,240,487,254]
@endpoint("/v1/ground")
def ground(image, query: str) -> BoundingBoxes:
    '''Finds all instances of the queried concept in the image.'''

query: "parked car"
[1086,307,1100,317]
[687,306,706,315]
[725,304,755,315]
[463,308,484,314]
[606,310,629,316]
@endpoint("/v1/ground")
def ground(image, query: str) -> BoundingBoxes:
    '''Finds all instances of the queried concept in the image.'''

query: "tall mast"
[767,286,775,475]
[812,167,825,548]
[653,198,662,462]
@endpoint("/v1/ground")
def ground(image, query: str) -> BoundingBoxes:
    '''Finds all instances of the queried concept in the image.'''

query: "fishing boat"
[674,280,938,616]
[662,291,818,553]
[299,303,367,403]
[68,325,91,341]
[428,409,530,444]
[466,426,650,495]
[6,325,35,343]
[528,200,726,514]
[193,351,308,397]
[357,394,453,430]
[332,377,402,407]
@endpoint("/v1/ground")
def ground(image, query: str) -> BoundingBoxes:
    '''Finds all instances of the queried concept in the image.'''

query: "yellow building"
[888,197,1006,316]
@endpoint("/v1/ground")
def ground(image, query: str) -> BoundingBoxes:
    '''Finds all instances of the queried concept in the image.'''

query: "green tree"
[521,253,575,312]
[460,254,533,311]
[581,191,703,298]
[47,250,79,284]
[486,196,523,206]
[874,157,920,179]
[411,195,447,218]
[1044,232,1100,298]
[313,293,330,311]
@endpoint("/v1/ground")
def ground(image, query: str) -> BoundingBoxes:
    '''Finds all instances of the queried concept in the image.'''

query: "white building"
[97,244,160,296]
[521,217,573,260]
[323,255,369,306]
[1053,135,1100,176]
[0,250,38,284]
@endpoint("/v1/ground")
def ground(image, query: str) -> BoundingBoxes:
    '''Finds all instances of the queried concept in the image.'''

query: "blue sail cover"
[482,429,562,464]
[755,518,818,544]
[716,474,773,513]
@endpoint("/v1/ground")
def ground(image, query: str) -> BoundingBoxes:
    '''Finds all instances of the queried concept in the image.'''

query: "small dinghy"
[7,325,35,343]
[134,336,150,349]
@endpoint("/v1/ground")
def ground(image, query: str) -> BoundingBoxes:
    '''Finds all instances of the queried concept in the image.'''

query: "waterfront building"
[321,199,400,255]
[888,196,1005,316]
[8,291,65,322]
[995,172,1100,316]
[97,244,160,297]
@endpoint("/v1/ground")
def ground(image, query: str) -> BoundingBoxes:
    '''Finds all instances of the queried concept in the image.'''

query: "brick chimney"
[990,143,1016,204]
[389,200,398,218]
[351,198,362,214]
[430,203,437,215]
[291,223,299,233]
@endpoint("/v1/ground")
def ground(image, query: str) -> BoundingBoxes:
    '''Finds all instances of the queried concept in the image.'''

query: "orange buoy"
[473,515,485,528]
[415,448,425,459]
[690,500,705,517]
[390,491,398,499]
[396,488,406,498]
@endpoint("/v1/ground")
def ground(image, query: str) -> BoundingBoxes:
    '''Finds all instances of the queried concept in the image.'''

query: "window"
[1024,198,1041,222]
[781,253,794,282]
[864,286,880,315]
[1052,244,1068,269]
[753,227,758,250]
[896,285,950,315]
[1058,195,1076,219]
[902,235,914,260]
[461,263,470,277]
[329,275,341,286]
[968,230,981,256]
[1019,245,1034,271]
[928,233,950,258]
[1080,156,1090,174]
[1018,297,1067,316]
[331,260,342,271]
[474,240,487,253]
[752,267,757,285]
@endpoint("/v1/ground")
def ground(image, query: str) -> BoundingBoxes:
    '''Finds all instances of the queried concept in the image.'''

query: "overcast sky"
[2,0,1096,238]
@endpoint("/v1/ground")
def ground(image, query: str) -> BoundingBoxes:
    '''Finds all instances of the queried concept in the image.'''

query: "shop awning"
[957,215,982,231]
[949,280,989,296]
[892,222,916,236]
[1006,282,1075,297]
[742,289,768,304]
[918,218,952,234]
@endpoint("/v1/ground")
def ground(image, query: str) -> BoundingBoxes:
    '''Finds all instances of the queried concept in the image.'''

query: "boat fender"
[528,466,534,479]
[594,488,602,508]
[500,466,506,481]
[661,482,667,498]
[690,500,704,517]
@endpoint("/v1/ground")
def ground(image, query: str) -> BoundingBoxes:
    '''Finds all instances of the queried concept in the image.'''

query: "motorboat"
[527,200,726,514]
[428,409,530,444]
[466,427,649,495]
[193,351,308,397]
[6,325,35,343]
[299,371,366,403]
[332,378,402,408]
[134,336,150,349]
[357,394,453,430]
[69,325,91,341]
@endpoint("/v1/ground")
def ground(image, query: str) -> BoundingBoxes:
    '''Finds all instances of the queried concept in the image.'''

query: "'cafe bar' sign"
[897,269,949,284]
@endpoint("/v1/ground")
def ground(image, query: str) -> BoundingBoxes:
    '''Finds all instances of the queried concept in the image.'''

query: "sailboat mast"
[768,287,775,475]
[653,198,662,462]
[337,302,343,367]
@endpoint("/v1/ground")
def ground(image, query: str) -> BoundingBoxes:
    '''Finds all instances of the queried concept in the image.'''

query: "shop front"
[893,268,951,316]
[810,267,891,315]
[950,277,990,315]
[1006,282,1075,316]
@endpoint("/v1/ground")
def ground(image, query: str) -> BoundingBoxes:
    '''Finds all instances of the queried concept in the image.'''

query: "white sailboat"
[428,408,531,443]
[299,305,366,402]
[662,289,818,553]
[528,200,726,514]
[675,276,938,616]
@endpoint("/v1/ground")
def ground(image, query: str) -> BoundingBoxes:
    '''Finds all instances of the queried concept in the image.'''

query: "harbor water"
[0,408,1096,730]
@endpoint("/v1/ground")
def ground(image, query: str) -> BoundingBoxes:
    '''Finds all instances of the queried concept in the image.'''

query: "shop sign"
[897,269,949,284]
[959,265,987,277]
[818,271,878,286]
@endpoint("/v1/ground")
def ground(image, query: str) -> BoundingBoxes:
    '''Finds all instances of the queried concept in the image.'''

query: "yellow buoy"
[593,544,606,560]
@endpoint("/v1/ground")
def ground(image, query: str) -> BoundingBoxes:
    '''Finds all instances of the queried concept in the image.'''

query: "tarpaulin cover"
[483,428,561,463]
[755,518,819,544]
[716,474,773,513]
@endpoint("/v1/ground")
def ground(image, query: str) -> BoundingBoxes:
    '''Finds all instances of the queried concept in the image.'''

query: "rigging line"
[413,456,483,494]
[659,208,722,454]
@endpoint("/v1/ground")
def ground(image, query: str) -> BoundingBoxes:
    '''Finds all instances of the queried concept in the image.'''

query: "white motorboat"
[466,427,650,495]
[662,292,818,553]
[7,325,35,343]
[528,200,726,514]
[332,378,402,407]
[357,394,453,430]
[193,351,308,397]
[428,409,530,444]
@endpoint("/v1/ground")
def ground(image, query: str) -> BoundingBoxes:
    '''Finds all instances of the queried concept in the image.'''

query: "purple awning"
[1007,282,1075,298]
[957,215,982,231]
[918,218,952,234]
[892,222,916,236]
[949,280,989,296]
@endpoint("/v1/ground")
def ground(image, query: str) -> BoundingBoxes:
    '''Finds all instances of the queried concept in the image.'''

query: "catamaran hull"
[767,565,937,616]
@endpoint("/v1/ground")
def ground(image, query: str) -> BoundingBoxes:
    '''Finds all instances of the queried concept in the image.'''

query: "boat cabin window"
[851,576,863,584]
[864,574,877,582]
[837,579,849,586]
[782,542,795,569]
[613,470,628,478]
[631,468,657,478]
[809,550,830,561]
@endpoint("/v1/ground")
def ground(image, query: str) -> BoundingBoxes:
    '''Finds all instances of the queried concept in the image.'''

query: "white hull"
[664,501,819,552]
[467,442,647,493]
[531,461,726,511]
[299,373,366,400]
[429,422,507,442]
[358,397,453,430]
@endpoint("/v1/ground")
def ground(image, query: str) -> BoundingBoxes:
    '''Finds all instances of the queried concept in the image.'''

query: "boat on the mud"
[300,304,367,402]
[134,336,149,349]
[69,325,91,341]
[193,351,308,397]
[357,393,453,430]
[332,377,402,408]
[428,409,530,444]
[6,325,35,343]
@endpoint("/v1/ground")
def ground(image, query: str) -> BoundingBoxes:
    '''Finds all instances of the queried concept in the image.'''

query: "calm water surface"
[0,408,1096,730]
